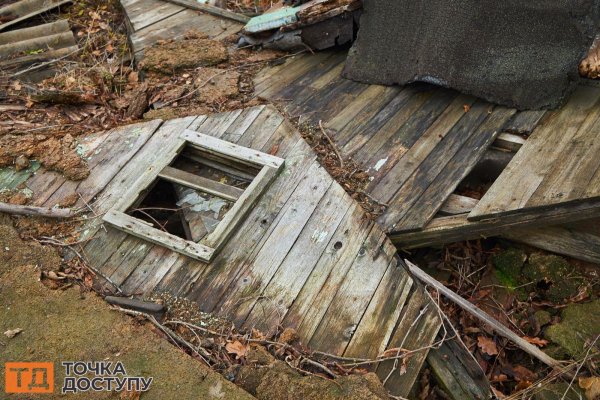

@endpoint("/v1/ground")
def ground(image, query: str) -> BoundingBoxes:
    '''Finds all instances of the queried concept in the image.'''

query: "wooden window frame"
[103,129,285,262]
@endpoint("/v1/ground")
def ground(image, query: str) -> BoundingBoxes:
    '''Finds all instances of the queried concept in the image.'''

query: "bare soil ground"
[0,214,255,399]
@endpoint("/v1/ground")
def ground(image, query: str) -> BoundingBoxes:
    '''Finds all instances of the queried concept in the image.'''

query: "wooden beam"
[391,198,600,249]
[162,0,250,23]
[201,164,282,251]
[182,148,258,181]
[492,132,525,152]
[438,194,479,216]
[159,165,244,202]
[502,224,600,265]
[103,210,214,262]
[182,129,285,169]
[405,260,563,370]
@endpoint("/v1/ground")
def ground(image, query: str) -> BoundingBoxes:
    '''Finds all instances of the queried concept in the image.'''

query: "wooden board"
[119,0,242,59]
[470,86,600,222]
[255,49,533,235]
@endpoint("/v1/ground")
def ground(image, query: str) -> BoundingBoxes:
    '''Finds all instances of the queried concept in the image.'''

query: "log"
[404,259,564,370]
[0,202,74,218]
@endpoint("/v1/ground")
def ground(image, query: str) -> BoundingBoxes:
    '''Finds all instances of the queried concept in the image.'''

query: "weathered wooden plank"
[131,248,182,295]
[44,120,162,208]
[109,239,154,286]
[503,110,546,135]
[242,183,351,334]
[528,108,600,206]
[255,51,334,98]
[287,76,367,123]
[308,229,396,355]
[269,51,345,98]
[83,227,131,275]
[217,160,333,324]
[202,164,281,251]
[470,86,600,220]
[220,105,266,143]
[186,140,314,304]
[324,84,394,133]
[337,87,416,153]
[0,31,75,58]
[120,245,169,293]
[503,224,600,265]
[152,255,194,295]
[427,336,492,400]
[194,108,243,140]
[358,88,458,180]
[125,0,184,31]
[438,194,479,216]
[376,286,441,398]
[390,199,600,249]
[331,86,405,149]
[0,0,72,32]
[0,19,69,45]
[182,129,285,169]
[103,210,214,261]
[282,204,374,339]
[0,161,39,190]
[162,0,250,23]
[493,132,525,152]
[344,261,413,359]
[85,116,201,238]
[235,105,284,149]
[131,9,237,54]
[159,165,244,202]
[376,101,493,231]
[392,107,515,232]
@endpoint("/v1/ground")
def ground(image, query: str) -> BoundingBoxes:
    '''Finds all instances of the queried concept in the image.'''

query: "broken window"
[102,129,284,262]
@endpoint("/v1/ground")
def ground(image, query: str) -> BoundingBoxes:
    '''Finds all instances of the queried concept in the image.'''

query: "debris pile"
[240,0,361,50]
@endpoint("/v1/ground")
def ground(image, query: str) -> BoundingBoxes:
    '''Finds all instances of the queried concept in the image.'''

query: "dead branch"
[404,259,565,371]
[0,202,75,218]
[113,307,213,365]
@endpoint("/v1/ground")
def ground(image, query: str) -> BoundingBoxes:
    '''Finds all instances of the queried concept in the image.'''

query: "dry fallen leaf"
[4,328,23,338]
[225,340,248,359]
[463,104,471,112]
[579,376,600,400]
[512,365,537,382]
[523,336,549,347]
[477,335,499,356]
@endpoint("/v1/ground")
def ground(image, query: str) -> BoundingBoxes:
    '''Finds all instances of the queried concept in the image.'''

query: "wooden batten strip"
[182,129,285,169]
[158,165,244,202]
[103,210,214,261]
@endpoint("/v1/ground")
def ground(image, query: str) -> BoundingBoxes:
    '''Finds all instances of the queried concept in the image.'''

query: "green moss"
[545,300,600,359]
[532,383,584,400]
[522,253,583,302]
[523,253,570,282]
[492,248,526,289]
[534,310,552,327]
